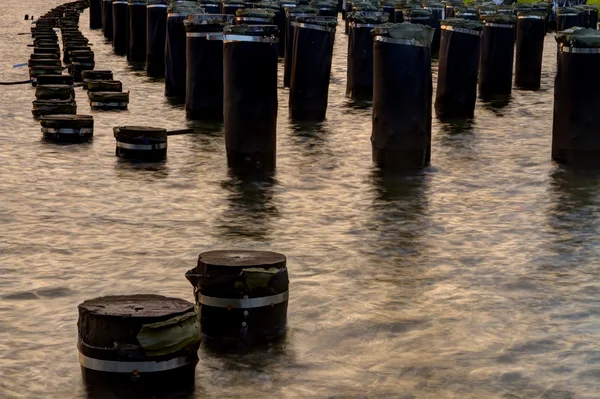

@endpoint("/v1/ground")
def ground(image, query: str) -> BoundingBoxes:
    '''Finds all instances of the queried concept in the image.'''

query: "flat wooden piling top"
[78,294,194,318]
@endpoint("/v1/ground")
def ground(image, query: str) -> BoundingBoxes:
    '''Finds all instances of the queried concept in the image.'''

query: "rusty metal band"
[200,290,289,309]
[374,35,430,48]
[223,34,278,44]
[291,22,336,32]
[41,127,93,134]
[116,141,167,150]
[441,25,482,36]
[560,46,600,54]
[79,353,192,373]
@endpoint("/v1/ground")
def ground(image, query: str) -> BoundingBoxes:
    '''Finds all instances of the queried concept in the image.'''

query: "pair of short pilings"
[552,29,600,168]
[77,251,289,393]
[371,24,434,170]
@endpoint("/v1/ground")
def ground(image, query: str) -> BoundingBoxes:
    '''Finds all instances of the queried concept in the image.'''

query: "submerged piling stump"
[552,29,600,168]
[114,126,168,160]
[478,14,516,101]
[77,295,200,393]
[82,70,113,89]
[289,16,337,121]
[35,84,75,100]
[32,99,77,118]
[185,250,289,348]
[434,18,483,118]
[184,14,234,121]
[371,23,434,170]
[89,91,129,110]
[40,114,93,142]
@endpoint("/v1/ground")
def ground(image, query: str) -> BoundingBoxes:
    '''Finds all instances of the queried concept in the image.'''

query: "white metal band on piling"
[186,32,224,40]
[79,353,193,373]
[291,22,336,32]
[441,25,482,36]
[167,13,187,17]
[374,35,431,48]
[147,4,167,8]
[223,35,279,44]
[41,127,93,135]
[199,290,289,309]
[560,46,600,54]
[116,141,167,150]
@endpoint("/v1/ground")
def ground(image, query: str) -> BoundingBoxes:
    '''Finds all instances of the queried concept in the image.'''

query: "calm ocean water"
[1,1,600,398]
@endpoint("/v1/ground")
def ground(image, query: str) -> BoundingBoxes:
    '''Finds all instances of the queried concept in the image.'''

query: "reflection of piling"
[514,12,546,90]
[184,14,234,120]
[78,295,200,395]
[435,19,483,118]
[185,250,289,348]
[478,14,516,101]
[223,25,279,172]
[289,17,337,120]
[146,1,167,77]
[552,29,600,168]
[371,24,434,170]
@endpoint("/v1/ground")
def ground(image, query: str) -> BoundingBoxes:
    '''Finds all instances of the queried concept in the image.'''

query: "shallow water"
[2,2,600,398]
